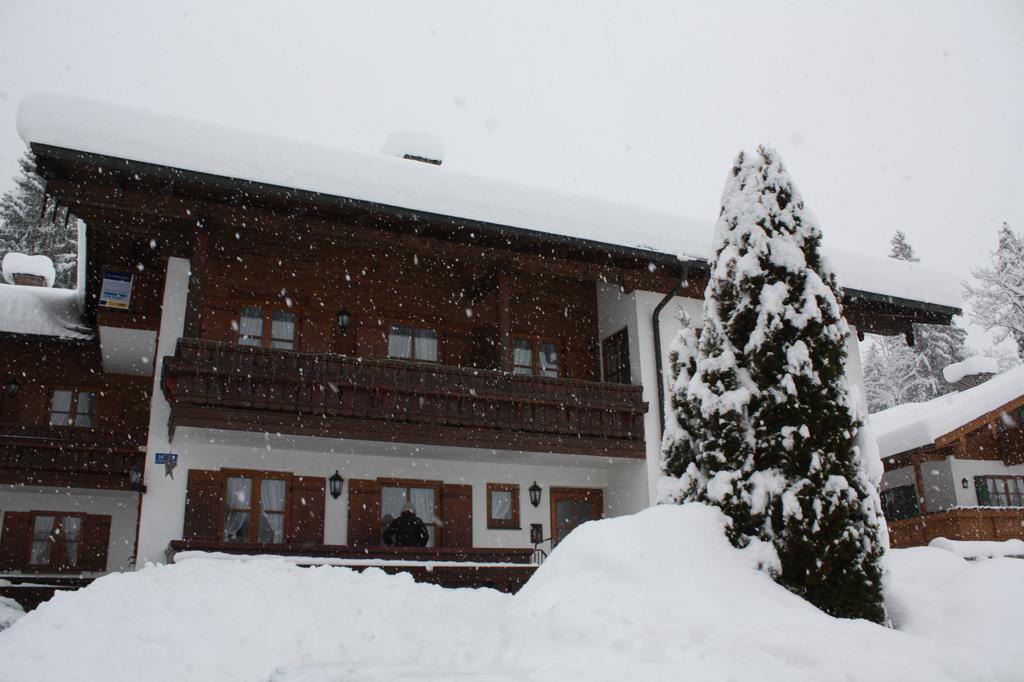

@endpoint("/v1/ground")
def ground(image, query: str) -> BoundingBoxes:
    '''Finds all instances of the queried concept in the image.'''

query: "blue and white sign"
[99,271,133,309]
[155,452,178,465]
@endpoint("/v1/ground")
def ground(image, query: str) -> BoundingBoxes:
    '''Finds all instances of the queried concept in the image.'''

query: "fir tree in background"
[862,335,929,412]
[668,147,886,623]
[912,323,968,397]
[964,223,1024,356]
[888,230,920,262]
[0,151,78,288]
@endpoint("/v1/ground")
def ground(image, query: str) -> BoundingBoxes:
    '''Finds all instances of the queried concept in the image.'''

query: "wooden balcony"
[888,507,1024,548]
[167,540,537,593]
[0,423,146,490]
[162,338,646,457]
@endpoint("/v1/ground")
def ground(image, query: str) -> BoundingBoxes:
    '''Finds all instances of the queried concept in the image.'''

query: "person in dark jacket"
[383,502,430,547]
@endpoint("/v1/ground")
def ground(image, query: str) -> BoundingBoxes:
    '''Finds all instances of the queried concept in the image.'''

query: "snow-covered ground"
[0,505,1020,682]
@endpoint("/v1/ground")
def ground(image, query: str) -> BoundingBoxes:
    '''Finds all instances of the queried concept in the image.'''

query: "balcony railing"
[887,507,1024,548]
[0,424,145,490]
[162,338,646,457]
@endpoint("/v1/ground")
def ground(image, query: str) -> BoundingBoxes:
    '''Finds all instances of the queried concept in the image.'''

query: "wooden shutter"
[0,511,32,570]
[442,484,473,548]
[347,479,381,546]
[183,469,225,541]
[288,475,326,545]
[78,514,112,572]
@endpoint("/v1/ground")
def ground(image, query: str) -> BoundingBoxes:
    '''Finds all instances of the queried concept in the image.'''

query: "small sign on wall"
[99,271,133,309]
[154,453,178,465]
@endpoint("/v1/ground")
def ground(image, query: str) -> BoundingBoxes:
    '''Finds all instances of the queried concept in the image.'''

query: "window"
[237,306,296,350]
[48,389,96,427]
[0,511,110,574]
[388,325,438,362]
[487,483,520,530]
[602,328,631,384]
[223,472,288,543]
[975,476,1024,507]
[880,485,920,521]
[512,337,559,378]
[379,481,440,546]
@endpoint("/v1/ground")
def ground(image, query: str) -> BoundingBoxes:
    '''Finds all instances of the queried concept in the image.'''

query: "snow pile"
[929,537,1024,560]
[1,252,56,287]
[2,505,1022,682]
[942,356,1000,384]
[0,595,23,632]
[0,283,92,339]
[381,130,444,163]
[0,558,504,682]
[871,365,1024,457]
[18,94,960,310]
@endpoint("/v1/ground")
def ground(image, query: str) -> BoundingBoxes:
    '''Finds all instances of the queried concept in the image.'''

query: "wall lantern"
[961,478,970,489]
[529,481,542,508]
[4,380,20,397]
[329,470,344,499]
[337,310,352,332]
[129,460,147,493]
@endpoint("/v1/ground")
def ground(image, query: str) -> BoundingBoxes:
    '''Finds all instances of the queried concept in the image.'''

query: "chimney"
[381,130,444,166]
[1,253,56,288]
[943,356,1000,392]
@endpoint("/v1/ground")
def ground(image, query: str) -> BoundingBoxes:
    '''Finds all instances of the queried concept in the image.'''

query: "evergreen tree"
[862,335,930,412]
[0,151,78,288]
[912,323,968,398]
[660,309,703,497]
[888,230,920,262]
[669,147,886,623]
[964,223,1024,355]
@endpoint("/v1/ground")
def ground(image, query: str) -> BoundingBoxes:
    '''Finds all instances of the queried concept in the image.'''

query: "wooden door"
[550,487,603,546]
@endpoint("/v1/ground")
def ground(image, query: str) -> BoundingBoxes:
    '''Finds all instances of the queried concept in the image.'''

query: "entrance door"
[550,487,603,546]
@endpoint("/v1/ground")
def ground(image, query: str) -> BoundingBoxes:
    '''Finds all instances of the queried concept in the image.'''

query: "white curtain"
[260,479,286,543]
[224,477,252,542]
[388,326,413,359]
[415,329,438,362]
[491,490,513,520]
[381,486,407,519]
[409,487,436,547]
[61,516,82,565]
[30,515,55,565]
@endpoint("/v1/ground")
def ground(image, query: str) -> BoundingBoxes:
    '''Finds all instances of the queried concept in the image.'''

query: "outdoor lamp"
[129,460,146,493]
[337,310,352,332]
[961,478,969,489]
[529,481,542,508]
[329,470,344,499]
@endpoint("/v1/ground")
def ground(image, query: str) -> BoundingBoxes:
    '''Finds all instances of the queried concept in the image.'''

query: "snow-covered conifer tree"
[912,323,968,398]
[888,230,919,262]
[964,223,1024,355]
[0,151,78,288]
[862,335,929,411]
[660,309,703,498]
[676,147,886,623]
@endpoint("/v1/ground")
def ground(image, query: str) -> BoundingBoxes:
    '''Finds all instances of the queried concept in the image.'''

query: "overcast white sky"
[0,1,1021,288]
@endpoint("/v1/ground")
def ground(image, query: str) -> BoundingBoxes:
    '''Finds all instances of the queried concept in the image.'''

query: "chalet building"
[0,95,961,599]
[875,361,1024,548]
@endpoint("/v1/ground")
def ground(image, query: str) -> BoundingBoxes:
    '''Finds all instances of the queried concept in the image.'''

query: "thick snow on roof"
[19,94,960,309]
[871,365,1024,458]
[942,355,1000,384]
[0,283,91,339]
[2,253,56,287]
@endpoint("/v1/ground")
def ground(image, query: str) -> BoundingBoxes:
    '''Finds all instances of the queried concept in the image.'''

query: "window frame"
[511,335,561,378]
[220,468,292,544]
[386,324,440,363]
[486,483,521,530]
[15,511,110,574]
[601,327,631,385]
[48,388,97,428]
[975,475,1024,507]
[236,305,299,351]
[377,477,443,546]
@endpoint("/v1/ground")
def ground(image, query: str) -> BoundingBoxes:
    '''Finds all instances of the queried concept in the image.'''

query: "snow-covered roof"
[2,252,56,287]
[0,283,92,339]
[871,365,1024,458]
[18,94,961,311]
[942,356,999,384]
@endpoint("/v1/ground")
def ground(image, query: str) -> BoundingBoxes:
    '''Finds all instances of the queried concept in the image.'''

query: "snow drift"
[1,505,1020,682]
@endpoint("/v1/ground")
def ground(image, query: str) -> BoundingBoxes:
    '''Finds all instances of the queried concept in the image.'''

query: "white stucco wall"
[0,485,139,574]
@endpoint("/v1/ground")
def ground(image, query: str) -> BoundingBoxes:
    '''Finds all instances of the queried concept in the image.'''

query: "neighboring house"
[874,359,1024,548]
[0,95,961,602]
